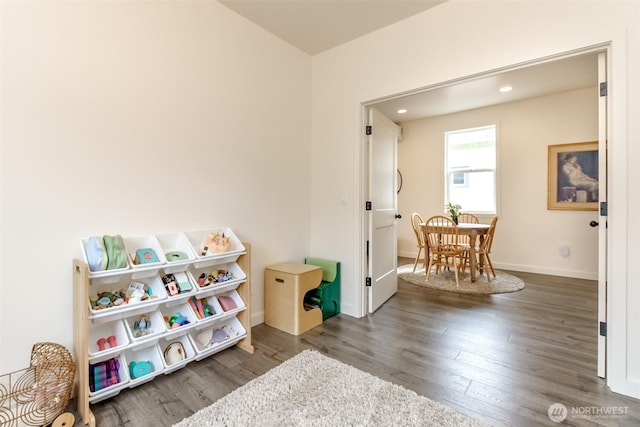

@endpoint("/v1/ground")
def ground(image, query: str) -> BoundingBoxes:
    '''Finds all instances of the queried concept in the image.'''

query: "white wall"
[397,87,599,279]
[310,1,640,397]
[0,1,311,371]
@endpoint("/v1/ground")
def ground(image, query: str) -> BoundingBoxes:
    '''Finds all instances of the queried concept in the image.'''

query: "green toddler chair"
[304,257,341,320]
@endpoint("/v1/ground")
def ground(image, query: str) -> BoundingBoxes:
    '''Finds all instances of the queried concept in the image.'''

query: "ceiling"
[218,0,446,55]
[373,53,599,122]
[218,0,599,122]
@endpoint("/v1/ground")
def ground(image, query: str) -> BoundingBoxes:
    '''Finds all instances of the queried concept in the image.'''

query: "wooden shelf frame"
[73,242,253,427]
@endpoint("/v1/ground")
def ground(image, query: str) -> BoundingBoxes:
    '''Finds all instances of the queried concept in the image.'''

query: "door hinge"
[600,321,607,337]
[600,201,608,216]
[365,277,372,287]
[366,125,372,135]
[365,201,372,211]
[600,82,607,97]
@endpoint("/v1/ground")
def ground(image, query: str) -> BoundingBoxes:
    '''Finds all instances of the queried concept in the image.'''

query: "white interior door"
[367,107,401,313]
[597,51,608,378]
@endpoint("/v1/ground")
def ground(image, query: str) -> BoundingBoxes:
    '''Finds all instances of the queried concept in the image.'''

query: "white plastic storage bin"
[88,319,129,359]
[156,232,197,272]
[186,262,246,294]
[188,317,246,360]
[88,353,129,402]
[184,228,246,267]
[186,294,224,325]
[215,290,245,317]
[122,344,164,387]
[158,270,195,303]
[81,236,130,276]
[158,335,195,374]
[88,274,167,320]
[124,310,166,344]
[158,302,197,339]
[123,235,167,272]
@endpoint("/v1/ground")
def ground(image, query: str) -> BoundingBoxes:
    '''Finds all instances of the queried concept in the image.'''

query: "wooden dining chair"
[410,212,426,272]
[423,215,465,287]
[458,212,480,224]
[462,216,499,282]
[479,216,499,280]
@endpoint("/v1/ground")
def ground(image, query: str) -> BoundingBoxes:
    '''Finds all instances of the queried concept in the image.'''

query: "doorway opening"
[360,44,609,377]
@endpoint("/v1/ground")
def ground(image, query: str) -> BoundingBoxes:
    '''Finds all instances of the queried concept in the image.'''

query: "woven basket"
[0,342,75,426]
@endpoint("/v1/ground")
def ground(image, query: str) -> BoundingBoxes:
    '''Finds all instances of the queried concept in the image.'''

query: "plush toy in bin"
[0,342,75,427]
[133,314,152,337]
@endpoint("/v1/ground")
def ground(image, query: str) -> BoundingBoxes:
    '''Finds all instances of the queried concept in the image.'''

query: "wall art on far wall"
[548,141,599,211]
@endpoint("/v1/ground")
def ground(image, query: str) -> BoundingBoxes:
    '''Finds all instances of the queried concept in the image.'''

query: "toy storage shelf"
[73,236,253,427]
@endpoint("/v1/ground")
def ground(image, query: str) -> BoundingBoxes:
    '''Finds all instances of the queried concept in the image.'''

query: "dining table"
[420,222,491,283]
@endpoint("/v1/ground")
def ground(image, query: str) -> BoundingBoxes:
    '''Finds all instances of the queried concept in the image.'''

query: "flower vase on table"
[446,202,461,225]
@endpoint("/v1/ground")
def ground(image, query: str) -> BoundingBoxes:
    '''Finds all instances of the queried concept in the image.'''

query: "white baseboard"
[398,250,419,260]
[252,311,264,327]
[397,251,597,281]
[493,262,598,281]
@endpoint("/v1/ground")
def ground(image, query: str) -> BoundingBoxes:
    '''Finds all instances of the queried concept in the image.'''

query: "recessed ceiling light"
[397,109,407,114]
[499,86,513,93]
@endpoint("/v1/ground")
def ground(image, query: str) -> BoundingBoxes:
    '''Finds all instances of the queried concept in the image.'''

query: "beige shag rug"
[398,264,525,295]
[173,350,488,427]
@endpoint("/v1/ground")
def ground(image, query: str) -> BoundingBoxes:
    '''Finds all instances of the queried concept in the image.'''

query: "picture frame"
[548,141,599,211]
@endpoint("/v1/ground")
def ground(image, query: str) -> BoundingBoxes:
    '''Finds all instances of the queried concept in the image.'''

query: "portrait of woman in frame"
[548,141,599,211]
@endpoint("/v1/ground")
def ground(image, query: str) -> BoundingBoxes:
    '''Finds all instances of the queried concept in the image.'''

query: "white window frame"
[444,125,497,215]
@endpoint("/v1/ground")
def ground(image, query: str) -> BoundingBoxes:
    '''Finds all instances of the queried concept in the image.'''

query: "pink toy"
[97,335,117,352]
[107,335,117,347]
[97,338,107,351]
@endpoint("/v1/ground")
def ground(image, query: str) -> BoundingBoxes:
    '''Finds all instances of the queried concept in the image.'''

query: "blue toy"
[168,312,190,329]
[129,360,152,379]
[133,315,152,338]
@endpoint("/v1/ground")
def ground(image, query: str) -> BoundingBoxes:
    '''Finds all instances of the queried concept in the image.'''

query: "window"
[445,125,496,214]
[451,172,468,187]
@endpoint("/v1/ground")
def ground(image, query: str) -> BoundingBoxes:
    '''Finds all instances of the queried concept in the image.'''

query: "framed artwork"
[548,141,599,211]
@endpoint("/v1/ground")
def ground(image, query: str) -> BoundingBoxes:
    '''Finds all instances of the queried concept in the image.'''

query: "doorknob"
[590,220,599,227]
[395,214,402,219]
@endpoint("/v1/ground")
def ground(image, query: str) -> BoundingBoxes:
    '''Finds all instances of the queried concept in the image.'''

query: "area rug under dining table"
[173,350,488,427]
[398,264,525,295]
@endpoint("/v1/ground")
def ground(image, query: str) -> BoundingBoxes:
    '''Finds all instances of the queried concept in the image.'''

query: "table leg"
[469,235,478,282]
[424,243,430,275]
[478,235,486,275]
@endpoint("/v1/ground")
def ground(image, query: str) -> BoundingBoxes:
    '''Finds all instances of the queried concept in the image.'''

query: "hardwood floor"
[73,261,640,426]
